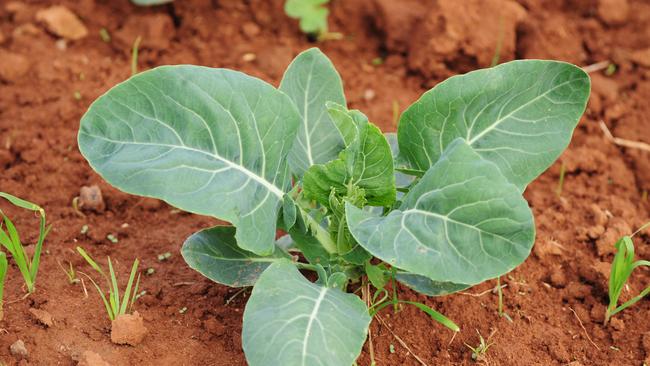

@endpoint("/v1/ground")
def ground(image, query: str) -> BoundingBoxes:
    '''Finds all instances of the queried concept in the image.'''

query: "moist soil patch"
[0,0,649,365]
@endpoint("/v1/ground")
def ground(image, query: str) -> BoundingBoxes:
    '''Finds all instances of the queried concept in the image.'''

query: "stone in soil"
[10,340,28,359]
[35,6,88,40]
[78,185,105,213]
[29,308,54,327]
[111,311,148,346]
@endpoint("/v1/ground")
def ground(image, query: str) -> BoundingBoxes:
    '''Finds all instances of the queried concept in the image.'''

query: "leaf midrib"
[80,131,284,198]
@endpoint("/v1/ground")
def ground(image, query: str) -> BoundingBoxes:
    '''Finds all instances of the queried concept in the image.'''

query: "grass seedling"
[465,329,496,362]
[0,192,51,294]
[131,36,142,76]
[0,252,7,320]
[76,247,141,321]
[604,222,650,324]
[57,260,80,285]
[556,161,566,197]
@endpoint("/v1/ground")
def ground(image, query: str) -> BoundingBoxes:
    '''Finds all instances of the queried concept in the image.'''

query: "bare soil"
[0,0,649,365]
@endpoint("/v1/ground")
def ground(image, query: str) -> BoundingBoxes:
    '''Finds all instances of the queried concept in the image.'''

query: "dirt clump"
[78,185,106,213]
[28,308,54,327]
[35,5,88,40]
[111,311,148,346]
[9,340,27,359]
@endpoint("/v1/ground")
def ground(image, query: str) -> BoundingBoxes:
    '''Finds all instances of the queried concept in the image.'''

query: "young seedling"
[604,222,650,324]
[77,48,590,365]
[76,247,141,321]
[284,0,341,41]
[465,329,496,362]
[0,252,7,320]
[57,260,80,285]
[0,192,51,294]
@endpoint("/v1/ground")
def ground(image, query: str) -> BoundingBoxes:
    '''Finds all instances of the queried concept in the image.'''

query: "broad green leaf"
[284,0,330,35]
[78,66,300,255]
[302,108,395,207]
[242,260,371,366]
[365,262,387,289]
[398,60,590,190]
[280,48,346,177]
[347,139,535,285]
[395,272,469,296]
[181,226,290,287]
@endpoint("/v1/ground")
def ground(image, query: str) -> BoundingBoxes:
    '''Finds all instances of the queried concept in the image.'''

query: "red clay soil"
[0,0,649,365]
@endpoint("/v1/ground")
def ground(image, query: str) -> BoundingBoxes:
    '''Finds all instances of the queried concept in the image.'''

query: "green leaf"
[289,225,332,266]
[395,272,469,296]
[181,226,290,287]
[282,195,298,230]
[347,139,535,286]
[365,262,387,289]
[284,0,330,35]
[398,60,590,190]
[78,66,301,255]
[242,260,371,366]
[302,107,396,207]
[280,48,346,177]
[0,192,42,212]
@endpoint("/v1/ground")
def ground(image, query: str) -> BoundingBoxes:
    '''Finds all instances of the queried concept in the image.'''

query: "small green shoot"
[605,222,650,324]
[131,36,142,76]
[0,252,7,320]
[99,28,111,43]
[146,267,155,275]
[496,277,512,322]
[106,234,118,244]
[157,252,171,261]
[465,329,496,362]
[556,161,566,197]
[179,306,187,314]
[605,63,617,76]
[58,260,80,284]
[76,246,141,321]
[80,225,89,235]
[490,16,504,67]
[73,91,82,101]
[0,192,51,294]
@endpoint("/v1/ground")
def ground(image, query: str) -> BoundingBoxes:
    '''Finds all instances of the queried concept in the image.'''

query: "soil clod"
[28,308,53,328]
[35,6,88,40]
[10,340,28,359]
[78,185,105,213]
[110,311,148,346]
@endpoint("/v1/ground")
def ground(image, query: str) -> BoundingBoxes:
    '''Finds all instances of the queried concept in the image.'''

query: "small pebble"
[10,340,28,359]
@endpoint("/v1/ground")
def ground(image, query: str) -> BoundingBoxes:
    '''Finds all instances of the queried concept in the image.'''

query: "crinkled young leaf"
[181,226,290,287]
[302,107,395,207]
[347,139,535,285]
[395,272,470,296]
[280,48,346,177]
[242,260,371,366]
[78,66,300,255]
[398,60,590,191]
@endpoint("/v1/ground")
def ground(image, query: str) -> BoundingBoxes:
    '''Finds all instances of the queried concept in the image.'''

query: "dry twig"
[599,120,650,153]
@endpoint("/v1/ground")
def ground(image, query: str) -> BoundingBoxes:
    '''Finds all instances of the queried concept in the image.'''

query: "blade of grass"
[3,216,32,291]
[0,192,42,212]
[129,273,141,313]
[80,271,115,320]
[76,247,107,279]
[119,258,139,315]
[107,257,120,316]
[0,252,7,320]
